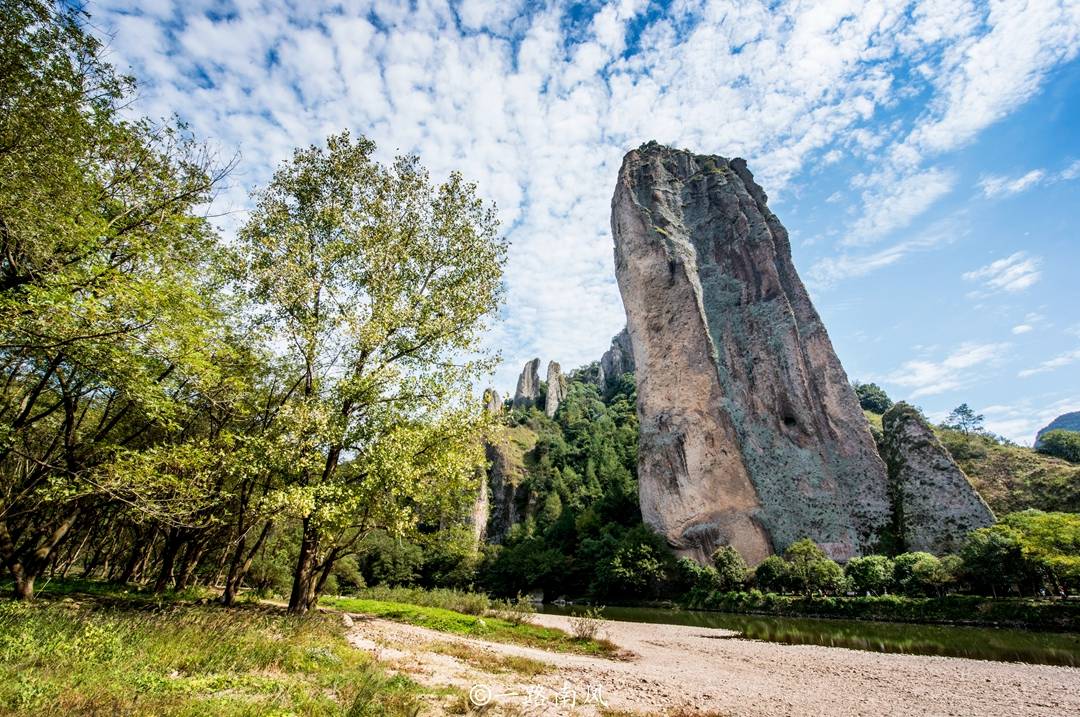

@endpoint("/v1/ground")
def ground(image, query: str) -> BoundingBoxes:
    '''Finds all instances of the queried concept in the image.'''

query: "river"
[540,604,1080,667]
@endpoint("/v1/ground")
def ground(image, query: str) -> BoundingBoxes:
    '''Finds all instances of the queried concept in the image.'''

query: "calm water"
[540,604,1080,667]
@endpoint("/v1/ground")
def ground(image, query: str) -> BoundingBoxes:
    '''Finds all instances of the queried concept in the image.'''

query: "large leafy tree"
[239,132,506,612]
[0,1,230,600]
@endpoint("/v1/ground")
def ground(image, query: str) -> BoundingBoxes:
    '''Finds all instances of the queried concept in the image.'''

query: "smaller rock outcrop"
[484,426,538,543]
[881,403,995,553]
[545,361,567,417]
[1036,411,1080,447]
[483,386,503,414]
[599,328,635,389]
[512,358,541,409]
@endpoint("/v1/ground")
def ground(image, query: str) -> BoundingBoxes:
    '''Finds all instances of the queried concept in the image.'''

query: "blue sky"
[90,0,1080,444]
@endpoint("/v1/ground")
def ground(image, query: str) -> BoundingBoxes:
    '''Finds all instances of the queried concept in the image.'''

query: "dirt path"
[346,612,1080,716]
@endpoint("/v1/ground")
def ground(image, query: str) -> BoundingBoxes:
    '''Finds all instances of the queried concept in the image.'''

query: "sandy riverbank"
[347,611,1079,716]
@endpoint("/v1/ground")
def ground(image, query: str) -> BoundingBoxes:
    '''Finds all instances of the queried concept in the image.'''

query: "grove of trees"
[0,1,506,612]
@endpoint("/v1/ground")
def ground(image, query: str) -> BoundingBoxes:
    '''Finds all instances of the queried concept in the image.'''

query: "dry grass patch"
[427,641,553,676]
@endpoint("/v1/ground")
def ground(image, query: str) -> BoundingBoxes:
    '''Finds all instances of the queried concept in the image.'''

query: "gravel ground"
[347,611,1080,717]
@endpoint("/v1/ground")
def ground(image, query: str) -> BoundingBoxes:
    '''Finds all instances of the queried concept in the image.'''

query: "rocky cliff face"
[611,142,891,564]
[881,403,995,553]
[484,426,537,544]
[599,328,636,389]
[545,361,567,417]
[512,358,541,410]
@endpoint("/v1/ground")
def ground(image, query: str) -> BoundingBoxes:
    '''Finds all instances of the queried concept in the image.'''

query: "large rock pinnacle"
[611,142,892,564]
[512,358,541,410]
[545,361,567,417]
[881,403,994,553]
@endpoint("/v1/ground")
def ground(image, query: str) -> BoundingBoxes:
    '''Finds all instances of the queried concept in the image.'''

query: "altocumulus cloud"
[91,0,1080,388]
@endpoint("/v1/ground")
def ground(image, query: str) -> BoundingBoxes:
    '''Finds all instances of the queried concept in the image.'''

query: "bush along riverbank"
[682,591,1080,631]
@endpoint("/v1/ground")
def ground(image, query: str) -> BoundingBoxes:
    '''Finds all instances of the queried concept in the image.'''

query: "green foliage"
[943,403,984,434]
[340,585,491,615]
[478,376,662,601]
[844,555,895,595]
[893,552,953,596]
[853,382,893,413]
[752,556,789,593]
[684,591,1080,630]
[1037,429,1080,464]
[941,426,1080,514]
[238,129,506,611]
[710,546,748,592]
[354,531,424,588]
[782,539,844,594]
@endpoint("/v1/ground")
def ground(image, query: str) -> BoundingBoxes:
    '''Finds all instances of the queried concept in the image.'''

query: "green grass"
[0,597,428,716]
[322,596,618,657]
[344,586,492,615]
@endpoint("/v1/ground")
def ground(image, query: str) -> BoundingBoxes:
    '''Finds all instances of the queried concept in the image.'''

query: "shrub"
[783,539,828,594]
[568,606,605,641]
[845,555,894,595]
[753,555,789,593]
[806,558,846,595]
[1037,430,1080,464]
[710,546,748,592]
[853,382,893,413]
[491,593,537,626]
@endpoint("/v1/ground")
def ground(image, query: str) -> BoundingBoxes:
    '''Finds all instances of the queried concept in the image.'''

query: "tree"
[998,510,1080,594]
[239,132,506,613]
[845,555,894,595]
[710,546,748,592]
[783,539,827,594]
[960,526,1030,597]
[0,1,230,600]
[853,382,893,414]
[944,404,984,434]
[753,555,789,593]
[806,558,846,595]
[1037,430,1080,464]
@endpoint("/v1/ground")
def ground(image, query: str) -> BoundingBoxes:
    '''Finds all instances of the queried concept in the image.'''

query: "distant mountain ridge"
[1036,411,1080,447]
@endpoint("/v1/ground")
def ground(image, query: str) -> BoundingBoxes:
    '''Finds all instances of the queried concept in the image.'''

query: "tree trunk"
[174,539,207,591]
[288,518,319,614]
[13,573,34,601]
[154,528,183,594]
[223,520,273,607]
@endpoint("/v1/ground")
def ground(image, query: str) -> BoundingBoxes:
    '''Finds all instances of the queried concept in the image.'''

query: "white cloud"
[1019,347,1080,378]
[87,0,1080,389]
[885,342,1009,398]
[843,167,955,245]
[1011,311,1047,335]
[962,252,1043,295]
[977,160,1080,197]
[978,169,1046,197]
[981,396,1080,445]
[809,213,962,287]
[832,0,1080,256]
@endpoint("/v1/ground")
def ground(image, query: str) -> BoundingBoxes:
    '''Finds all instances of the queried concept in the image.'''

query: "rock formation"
[484,426,537,543]
[512,358,541,410]
[545,361,567,417]
[881,403,995,553]
[611,142,892,564]
[1036,411,1080,447]
[483,386,503,414]
[599,328,636,389]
